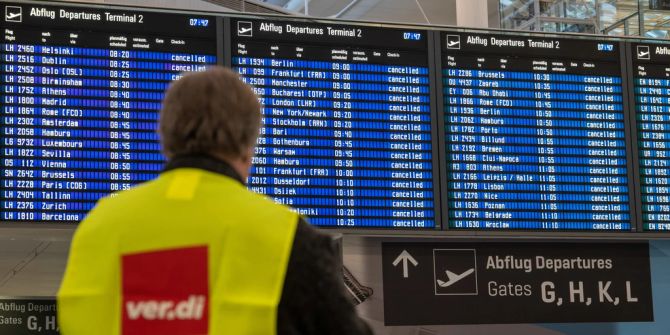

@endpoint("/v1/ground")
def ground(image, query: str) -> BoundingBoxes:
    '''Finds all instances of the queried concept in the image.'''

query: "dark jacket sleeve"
[277,218,373,335]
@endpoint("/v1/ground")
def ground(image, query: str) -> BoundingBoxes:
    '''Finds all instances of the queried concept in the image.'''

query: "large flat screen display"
[441,32,634,230]
[231,19,437,228]
[631,42,670,231]
[0,2,217,222]
[5,0,670,234]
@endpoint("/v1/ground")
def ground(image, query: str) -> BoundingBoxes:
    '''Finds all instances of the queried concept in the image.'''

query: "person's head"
[159,67,261,179]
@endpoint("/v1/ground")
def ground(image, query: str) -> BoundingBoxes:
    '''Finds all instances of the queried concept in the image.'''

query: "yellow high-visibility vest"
[58,168,299,335]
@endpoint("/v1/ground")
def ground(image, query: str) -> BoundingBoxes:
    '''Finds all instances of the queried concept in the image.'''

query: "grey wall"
[488,0,501,28]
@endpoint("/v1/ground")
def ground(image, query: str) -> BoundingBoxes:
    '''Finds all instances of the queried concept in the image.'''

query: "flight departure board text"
[442,33,634,230]
[232,19,436,228]
[4,0,669,234]
[632,42,670,231]
[1,2,217,222]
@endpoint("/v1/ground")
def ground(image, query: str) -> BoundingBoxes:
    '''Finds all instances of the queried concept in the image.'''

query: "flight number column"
[636,76,670,230]
[1,43,42,221]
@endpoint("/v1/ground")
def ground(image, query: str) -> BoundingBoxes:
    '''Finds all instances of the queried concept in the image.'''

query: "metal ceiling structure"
[256,0,460,26]
[59,0,236,12]
[601,0,670,37]
[58,0,291,14]
[499,0,670,37]
[204,0,292,14]
[500,0,600,32]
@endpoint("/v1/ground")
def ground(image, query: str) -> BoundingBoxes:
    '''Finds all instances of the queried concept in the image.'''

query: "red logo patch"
[122,246,209,335]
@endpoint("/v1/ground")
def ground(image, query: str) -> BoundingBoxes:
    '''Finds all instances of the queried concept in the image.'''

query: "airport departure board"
[0,2,216,222]
[6,0,670,234]
[632,42,670,231]
[442,32,633,230]
[232,19,436,227]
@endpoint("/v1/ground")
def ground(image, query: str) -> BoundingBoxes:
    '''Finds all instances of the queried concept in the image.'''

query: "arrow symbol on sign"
[393,250,418,278]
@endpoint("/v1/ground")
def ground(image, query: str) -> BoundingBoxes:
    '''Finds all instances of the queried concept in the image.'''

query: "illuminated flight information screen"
[0,3,216,222]
[632,42,670,231]
[442,32,633,230]
[232,19,436,228]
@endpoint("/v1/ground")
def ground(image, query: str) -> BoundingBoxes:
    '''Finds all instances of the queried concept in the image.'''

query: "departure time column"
[107,49,133,193]
[332,61,356,225]
[534,73,560,228]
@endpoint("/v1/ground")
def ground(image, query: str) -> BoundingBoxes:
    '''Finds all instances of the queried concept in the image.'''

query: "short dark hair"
[159,67,261,159]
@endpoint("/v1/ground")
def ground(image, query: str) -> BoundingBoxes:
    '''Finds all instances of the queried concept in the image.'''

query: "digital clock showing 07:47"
[403,32,422,41]
[189,18,209,27]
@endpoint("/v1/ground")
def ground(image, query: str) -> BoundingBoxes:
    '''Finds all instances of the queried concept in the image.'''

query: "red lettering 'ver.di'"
[122,245,209,335]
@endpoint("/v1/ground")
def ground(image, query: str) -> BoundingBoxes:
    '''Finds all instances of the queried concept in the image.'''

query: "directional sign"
[392,250,418,278]
[0,298,58,334]
[382,242,653,325]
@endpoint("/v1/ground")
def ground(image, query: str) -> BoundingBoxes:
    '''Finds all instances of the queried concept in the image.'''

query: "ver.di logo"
[122,246,209,335]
